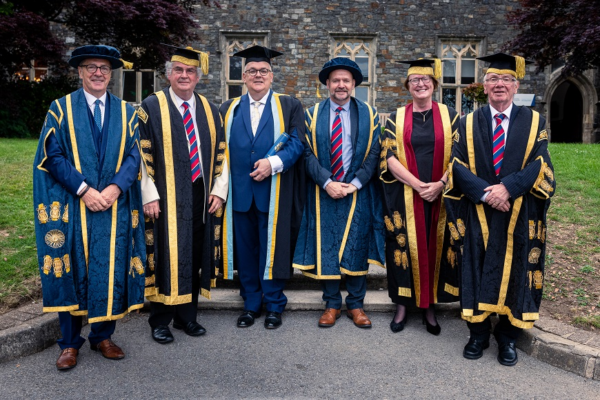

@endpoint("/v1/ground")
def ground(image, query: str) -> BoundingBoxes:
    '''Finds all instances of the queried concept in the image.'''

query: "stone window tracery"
[330,37,377,105]
[221,33,268,101]
[439,41,480,115]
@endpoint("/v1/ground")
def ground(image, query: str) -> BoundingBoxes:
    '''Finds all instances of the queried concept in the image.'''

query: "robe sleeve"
[276,98,305,172]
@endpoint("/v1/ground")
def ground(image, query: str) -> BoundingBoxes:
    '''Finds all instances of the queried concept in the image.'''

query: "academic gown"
[138,87,226,304]
[293,97,385,278]
[380,102,460,308]
[220,91,306,281]
[443,104,555,329]
[33,88,145,323]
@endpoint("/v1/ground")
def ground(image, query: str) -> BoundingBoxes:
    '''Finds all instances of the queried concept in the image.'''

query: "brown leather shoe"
[56,348,78,371]
[90,339,125,360]
[318,308,341,327]
[347,308,372,328]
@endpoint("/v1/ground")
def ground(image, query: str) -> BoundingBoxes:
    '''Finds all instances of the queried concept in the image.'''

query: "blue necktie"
[94,99,102,131]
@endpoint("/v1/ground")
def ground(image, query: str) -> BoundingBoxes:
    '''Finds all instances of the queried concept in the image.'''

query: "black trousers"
[467,314,522,345]
[149,178,205,328]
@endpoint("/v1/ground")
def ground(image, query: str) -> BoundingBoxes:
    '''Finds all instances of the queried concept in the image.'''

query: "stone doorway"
[550,81,583,143]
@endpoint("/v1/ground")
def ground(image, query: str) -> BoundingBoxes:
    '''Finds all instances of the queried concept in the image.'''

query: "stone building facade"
[60,0,599,142]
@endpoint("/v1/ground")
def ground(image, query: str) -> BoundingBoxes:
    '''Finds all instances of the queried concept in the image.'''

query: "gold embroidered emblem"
[396,234,406,248]
[37,204,49,224]
[132,210,139,228]
[219,141,226,150]
[540,180,554,193]
[50,201,61,221]
[450,236,454,245]
[394,249,401,266]
[448,222,460,241]
[541,225,546,243]
[456,219,466,237]
[145,229,154,246]
[384,216,394,232]
[146,165,155,176]
[452,130,459,143]
[401,251,408,270]
[214,225,221,240]
[528,271,533,289]
[533,270,543,289]
[215,206,224,218]
[217,153,225,161]
[537,129,548,141]
[537,221,542,240]
[43,255,52,275]
[62,204,69,223]
[447,247,456,268]
[529,220,535,240]
[379,160,387,171]
[63,254,70,273]
[45,229,65,249]
[142,152,153,163]
[214,246,221,261]
[544,165,554,181]
[53,257,64,278]
[130,257,144,276]
[528,247,542,264]
[393,211,402,229]
[148,253,155,271]
[215,165,222,174]
[140,140,151,149]
[136,106,149,123]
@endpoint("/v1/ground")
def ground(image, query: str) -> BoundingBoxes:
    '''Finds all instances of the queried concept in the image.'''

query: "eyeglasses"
[244,68,272,77]
[408,76,431,85]
[485,76,516,85]
[80,64,111,75]
[172,67,198,76]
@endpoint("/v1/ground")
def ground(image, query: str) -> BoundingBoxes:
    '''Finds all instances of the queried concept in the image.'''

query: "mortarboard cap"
[477,52,532,80]
[163,44,209,75]
[232,45,283,64]
[396,58,441,80]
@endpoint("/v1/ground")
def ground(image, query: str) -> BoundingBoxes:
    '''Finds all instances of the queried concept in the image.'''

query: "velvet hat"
[68,45,125,69]
[319,57,363,86]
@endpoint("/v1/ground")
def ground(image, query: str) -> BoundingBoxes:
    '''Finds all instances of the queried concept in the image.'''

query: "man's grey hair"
[165,61,203,78]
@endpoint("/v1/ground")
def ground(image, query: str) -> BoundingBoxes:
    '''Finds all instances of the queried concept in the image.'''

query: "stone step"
[215,263,388,290]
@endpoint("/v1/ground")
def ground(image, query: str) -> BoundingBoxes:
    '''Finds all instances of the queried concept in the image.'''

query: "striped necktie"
[182,101,201,182]
[93,99,102,131]
[493,113,506,176]
[331,106,344,181]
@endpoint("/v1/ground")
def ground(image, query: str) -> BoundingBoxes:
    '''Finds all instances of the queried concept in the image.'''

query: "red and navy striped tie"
[331,106,344,181]
[493,113,506,176]
[182,101,201,182]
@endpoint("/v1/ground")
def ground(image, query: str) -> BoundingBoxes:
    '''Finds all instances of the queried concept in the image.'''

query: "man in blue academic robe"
[33,45,145,370]
[220,46,305,329]
[293,58,385,329]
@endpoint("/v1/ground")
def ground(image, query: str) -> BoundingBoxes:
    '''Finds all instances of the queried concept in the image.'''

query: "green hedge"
[0,76,79,138]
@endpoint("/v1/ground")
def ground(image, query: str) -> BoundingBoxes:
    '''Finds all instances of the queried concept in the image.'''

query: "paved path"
[1,310,599,399]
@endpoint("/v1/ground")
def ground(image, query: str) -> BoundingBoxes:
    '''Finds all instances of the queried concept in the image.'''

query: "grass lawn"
[0,138,40,310]
[0,139,599,331]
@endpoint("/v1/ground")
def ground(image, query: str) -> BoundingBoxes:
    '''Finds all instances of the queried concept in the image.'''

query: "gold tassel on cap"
[433,58,442,80]
[121,59,134,69]
[514,55,525,80]
[199,51,209,76]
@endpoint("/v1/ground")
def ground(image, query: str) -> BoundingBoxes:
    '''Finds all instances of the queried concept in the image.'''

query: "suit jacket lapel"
[240,94,253,142]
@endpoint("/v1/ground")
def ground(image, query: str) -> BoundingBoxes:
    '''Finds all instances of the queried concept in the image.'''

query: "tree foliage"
[0,0,219,78]
[507,0,600,76]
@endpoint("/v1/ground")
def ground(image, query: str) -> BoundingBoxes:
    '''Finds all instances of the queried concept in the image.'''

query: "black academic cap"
[476,52,533,80]
[396,58,441,79]
[162,44,209,74]
[232,45,283,64]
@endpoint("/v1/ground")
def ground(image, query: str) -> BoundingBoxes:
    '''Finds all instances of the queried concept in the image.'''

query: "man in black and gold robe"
[139,46,228,344]
[444,53,555,366]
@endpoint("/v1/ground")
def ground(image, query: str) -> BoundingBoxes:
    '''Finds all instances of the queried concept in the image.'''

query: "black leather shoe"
[152,325,174,344]
[463,338,490,359]
[497,342,518,366]
[264,311,282,329]
[422,312,441,336]
[237,310,261,328]
[390,313,408,333]
[173,321,206,337]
